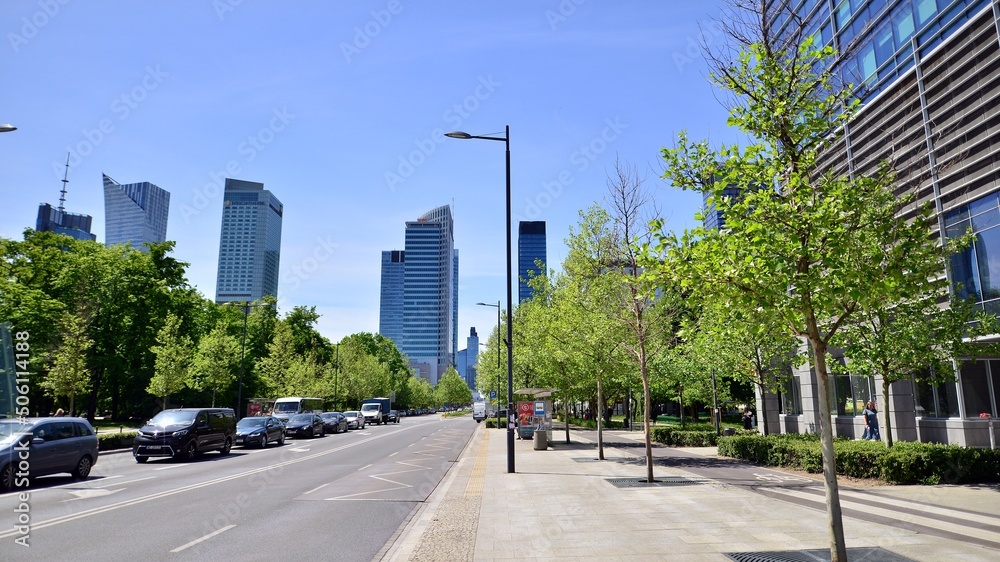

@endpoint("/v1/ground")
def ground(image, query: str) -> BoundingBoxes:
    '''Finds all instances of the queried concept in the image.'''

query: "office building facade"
[215,179,283,304]
[760,0,998,447]
[103,174,170,250]
[518,221,546,302]
[380,205,458,384]
[35,203,95,241]
[455,327,479,391]
[379,250,406,345]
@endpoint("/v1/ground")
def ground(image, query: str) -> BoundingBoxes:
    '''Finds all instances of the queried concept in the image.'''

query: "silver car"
[0,417,100,490]
[342,410,365,430]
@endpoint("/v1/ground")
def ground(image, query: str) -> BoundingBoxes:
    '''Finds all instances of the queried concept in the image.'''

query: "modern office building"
[35,203,95,241]
[379,205,458,384]
[379,250,406,345]
[759,0,998,447]
[215,179,283,304]
[455,327,479,391]
[518,221,546,302]
[702,185,743,231]
[103,174,170,250]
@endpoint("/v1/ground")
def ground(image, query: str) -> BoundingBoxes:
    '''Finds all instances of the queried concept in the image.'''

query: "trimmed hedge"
[98,430,138,451]
[649,426,719,447]
[718,433,1000,484]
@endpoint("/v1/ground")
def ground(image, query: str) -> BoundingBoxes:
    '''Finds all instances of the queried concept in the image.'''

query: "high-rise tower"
[103,174,170,250]
[517,221,546,302]
[215,179,283,304]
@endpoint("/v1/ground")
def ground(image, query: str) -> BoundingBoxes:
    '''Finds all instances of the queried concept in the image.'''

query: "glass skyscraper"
[103,174,170,250]
[35,203,95,241]
[380,205,458,384]
[517,221,546,302]
[215,179,283,304]
[379,250,406,345]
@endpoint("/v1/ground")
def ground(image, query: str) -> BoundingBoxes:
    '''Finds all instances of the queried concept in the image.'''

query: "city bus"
[271,397,324,422]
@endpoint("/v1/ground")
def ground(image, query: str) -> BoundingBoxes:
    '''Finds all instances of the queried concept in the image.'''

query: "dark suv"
[0,417,100,490]
[133,408,235,462]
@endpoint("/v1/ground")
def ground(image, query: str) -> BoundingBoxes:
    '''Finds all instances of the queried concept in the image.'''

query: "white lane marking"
[388,452,398,457]
[170,524,236,553]
[290,447,310,452]
[303,483,328,495]
[153,464,185,471]
[358,464,373,472]
[63,489,124,502]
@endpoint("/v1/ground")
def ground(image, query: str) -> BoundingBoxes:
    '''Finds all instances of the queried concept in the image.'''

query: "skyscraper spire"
[58,152,70,212]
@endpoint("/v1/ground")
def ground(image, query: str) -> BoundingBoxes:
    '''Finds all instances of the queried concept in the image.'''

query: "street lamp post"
[448,126,515,474]
[229,300,270,419]
[0,124,16,133]
[476,301,502,427]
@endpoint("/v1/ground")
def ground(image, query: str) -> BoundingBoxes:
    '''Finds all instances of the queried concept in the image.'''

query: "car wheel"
[317,427,324,438]
[219,437,232,455]
[135,456,148,464]
[73,456,93,480]
[182,441,197,461]
[307,428,313,438]
[278,434,285,446]
[0,463,14,491]
[260,435,268,449]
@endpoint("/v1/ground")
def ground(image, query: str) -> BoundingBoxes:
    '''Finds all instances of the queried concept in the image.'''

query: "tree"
[148,313,193,410]
[832,296,995,447]
[436,367,473,406]
[42,310,93,416]
[653,11,957,560]
[191,325,239,407]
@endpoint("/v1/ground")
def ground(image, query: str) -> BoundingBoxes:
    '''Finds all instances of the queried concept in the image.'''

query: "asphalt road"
[0,414,477,560]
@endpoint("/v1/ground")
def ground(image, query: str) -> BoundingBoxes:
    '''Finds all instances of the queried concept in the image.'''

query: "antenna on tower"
[58,152,70,212]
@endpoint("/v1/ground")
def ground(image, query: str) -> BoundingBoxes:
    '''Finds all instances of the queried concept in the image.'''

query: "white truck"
[361,397,391,425]
[473,402,487,423]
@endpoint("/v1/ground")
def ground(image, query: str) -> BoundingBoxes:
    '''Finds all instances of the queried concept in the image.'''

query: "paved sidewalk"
[384,425,1000,561]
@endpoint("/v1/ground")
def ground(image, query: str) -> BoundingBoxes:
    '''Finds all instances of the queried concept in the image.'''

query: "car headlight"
[173,429,188,438]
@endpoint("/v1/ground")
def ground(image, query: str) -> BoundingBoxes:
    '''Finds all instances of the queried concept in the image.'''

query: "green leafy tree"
[148,313,193,410]
[653,13,959,557]
[832,296,996,447]
[42,310,93,416]
[256,321,297,397]
[191,325,239,407]
[436,367,473,406]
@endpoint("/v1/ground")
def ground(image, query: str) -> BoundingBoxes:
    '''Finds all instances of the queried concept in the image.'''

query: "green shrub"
[98,430,138,451]
[650,426,718,447]
[719,433,1000,484]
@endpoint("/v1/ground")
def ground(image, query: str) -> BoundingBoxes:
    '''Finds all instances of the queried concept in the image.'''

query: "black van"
[133,408,236,463]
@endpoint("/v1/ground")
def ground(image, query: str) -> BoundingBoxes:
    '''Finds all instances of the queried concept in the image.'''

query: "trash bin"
[722,427,735,436]
[533,429,547,450]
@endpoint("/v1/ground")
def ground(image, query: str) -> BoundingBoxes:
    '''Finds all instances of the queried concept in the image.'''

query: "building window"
[781,375,803,415]
[829,371,875,416]
[913,375,960,418]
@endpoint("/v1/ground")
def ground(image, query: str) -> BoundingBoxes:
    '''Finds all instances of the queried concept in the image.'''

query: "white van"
[272,397,323,422]
[473,402,487,423]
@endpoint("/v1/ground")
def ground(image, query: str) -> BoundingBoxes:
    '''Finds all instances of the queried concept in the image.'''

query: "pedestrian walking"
[863,401,880,440]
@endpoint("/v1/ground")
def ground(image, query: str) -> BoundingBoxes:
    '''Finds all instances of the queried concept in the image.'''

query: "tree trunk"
[757,381,769,435]
[640,350,654,483]
[597,376,605,461]
[212,388,216,408]
[881,377,892,448]
[678,385,685,428]
[564,395,571,444]
[809,336,848,562]
[69,393,75,418]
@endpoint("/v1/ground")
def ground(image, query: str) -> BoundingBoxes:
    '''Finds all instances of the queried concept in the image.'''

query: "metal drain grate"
[725,547,913,562]
[605,476,701,488]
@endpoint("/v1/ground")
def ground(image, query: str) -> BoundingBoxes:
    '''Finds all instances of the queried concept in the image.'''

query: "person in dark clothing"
[742,407,754,430]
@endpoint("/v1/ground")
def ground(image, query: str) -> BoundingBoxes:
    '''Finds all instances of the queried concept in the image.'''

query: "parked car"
[284,413,325,438]
[342,411,365,430]
[0,417,99,490]
[319,412,348,434]
[133,408,235,463]
[235,416,285,448]
[387,410,400,423]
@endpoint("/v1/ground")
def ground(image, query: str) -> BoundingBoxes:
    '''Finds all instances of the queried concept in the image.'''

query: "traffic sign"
[534,401,545,416]
[490,389,497,400]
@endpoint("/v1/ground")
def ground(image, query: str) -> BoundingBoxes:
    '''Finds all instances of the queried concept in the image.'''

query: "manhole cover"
[605,476,701,488]
[725,547,912,562]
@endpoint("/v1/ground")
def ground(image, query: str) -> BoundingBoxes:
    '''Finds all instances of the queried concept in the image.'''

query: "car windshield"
[290,414,312,423]
[237,418,266,428]
[0,420,31,445]
[344,411,358,417]
[273,402,300,413]
[148,411,197,426]
[361,404,378,411]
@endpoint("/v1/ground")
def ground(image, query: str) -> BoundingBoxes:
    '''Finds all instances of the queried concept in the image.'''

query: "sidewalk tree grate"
[724,547,913,562]
[604,476,701,488]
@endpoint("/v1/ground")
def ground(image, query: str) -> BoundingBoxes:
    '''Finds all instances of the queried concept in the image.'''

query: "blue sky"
[1,0,735,346]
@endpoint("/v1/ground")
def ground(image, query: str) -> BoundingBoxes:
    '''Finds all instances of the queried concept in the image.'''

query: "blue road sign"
[490,390,497,400]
